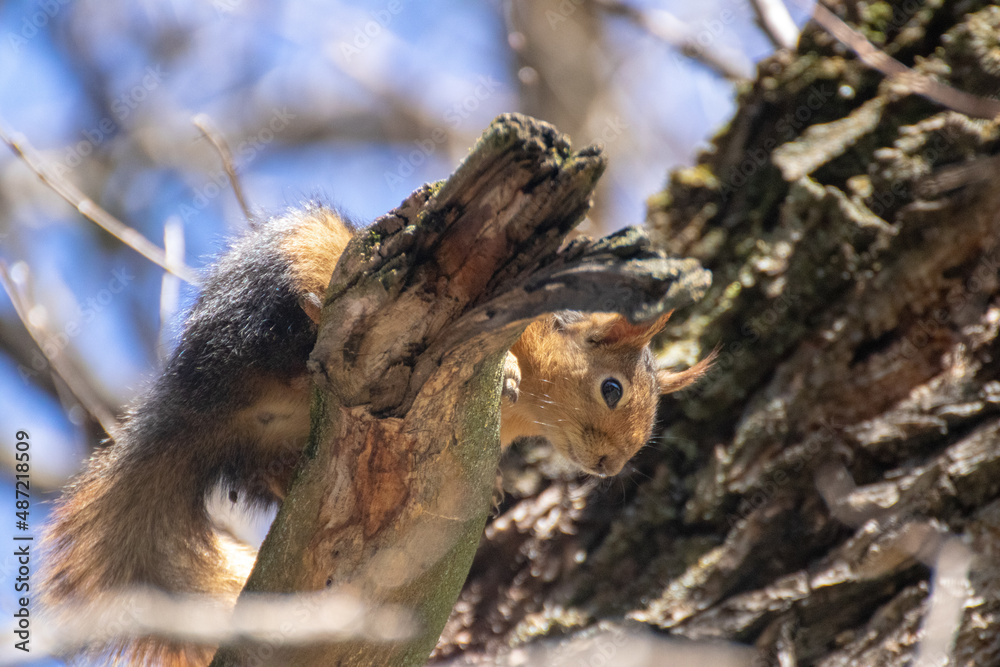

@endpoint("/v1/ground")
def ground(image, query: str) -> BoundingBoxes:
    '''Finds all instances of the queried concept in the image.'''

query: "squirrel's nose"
[593,454,626,477]
[594,455,611,476]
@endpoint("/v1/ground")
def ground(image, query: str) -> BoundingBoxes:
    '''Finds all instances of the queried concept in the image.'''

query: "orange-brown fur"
[40,206,709,665]
[280,206,354,298]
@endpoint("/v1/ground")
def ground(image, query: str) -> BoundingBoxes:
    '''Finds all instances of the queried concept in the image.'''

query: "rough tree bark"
[433,2,1000,666]
[209,114,710,666]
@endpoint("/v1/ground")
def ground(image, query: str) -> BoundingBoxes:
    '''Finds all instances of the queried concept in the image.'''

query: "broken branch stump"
[210,113,710,666]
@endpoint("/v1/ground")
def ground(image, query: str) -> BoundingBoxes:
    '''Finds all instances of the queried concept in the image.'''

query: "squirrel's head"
[509,311,711,477]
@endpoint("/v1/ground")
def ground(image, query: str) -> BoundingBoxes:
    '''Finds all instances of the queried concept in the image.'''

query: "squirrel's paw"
[502,352,521,404]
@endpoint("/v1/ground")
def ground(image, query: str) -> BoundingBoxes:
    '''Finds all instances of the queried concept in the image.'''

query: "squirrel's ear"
[593,311,673,347]
[552,310,586,331]
[657,350,717,394]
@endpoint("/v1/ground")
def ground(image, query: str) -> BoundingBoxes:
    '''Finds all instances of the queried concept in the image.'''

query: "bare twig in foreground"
[34,588,414,660]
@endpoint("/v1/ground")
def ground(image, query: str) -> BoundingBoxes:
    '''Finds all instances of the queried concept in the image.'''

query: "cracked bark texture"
[433,3,1000,666]
[208,114,709,667]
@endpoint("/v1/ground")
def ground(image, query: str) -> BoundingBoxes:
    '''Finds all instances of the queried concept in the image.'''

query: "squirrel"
[39,205,711,666]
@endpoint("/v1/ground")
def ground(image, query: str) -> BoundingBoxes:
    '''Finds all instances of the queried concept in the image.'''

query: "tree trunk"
[209,114,710,666]
[433,2,1000,665]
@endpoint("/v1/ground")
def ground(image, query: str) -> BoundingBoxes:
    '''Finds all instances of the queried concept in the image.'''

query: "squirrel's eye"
[600,378,623,408]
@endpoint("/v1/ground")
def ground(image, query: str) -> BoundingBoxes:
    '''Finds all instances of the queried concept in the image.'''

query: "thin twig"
[811,1,1000,120]
[595,0,752,82]
[0,124,200,285]
[750,0,799,50]
[159,216,184,361]
[0,261,120,436]
[193,113,254,223]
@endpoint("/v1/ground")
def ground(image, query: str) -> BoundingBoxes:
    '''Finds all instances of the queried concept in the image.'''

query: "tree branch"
[210,113,710,666]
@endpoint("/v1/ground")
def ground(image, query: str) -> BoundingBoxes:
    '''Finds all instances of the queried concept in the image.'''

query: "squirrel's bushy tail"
[40,426,256,666]
[39,208,350,665]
